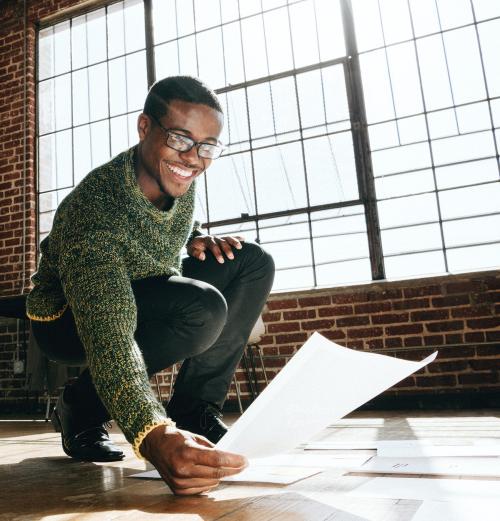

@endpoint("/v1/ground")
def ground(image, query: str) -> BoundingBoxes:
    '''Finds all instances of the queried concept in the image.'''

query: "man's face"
[137,99,223,200]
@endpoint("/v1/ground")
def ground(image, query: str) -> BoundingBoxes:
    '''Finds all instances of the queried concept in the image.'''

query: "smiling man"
[26,76,275,495]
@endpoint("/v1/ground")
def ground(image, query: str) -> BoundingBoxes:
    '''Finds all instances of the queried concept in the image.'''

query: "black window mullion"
[341,0,385,281]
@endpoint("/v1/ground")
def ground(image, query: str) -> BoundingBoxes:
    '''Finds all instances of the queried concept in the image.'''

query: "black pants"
[31,242,274,422]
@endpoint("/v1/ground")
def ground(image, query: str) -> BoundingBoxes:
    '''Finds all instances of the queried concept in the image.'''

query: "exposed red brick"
[432,295,470,307]
[321,329,346,341]
[445,333,463,344]
[426,320,464,332]
[366,338,384,349]
[262,312,281,322]
[472,291,500,304]
[386,324,423,336]
[439,346,476,359]
[452,305,494,318]
[484,278,500,290]
[486,331,500,342]
[275,332,308,344]
[476,345,500,356]
[354,301,391,314]
[345,340,364,349]
[416,375,457,387]
[367,288,403,301]
[403,285,440,298]
[469,359,500,370]
[459,372,499,385]
[298,295,330,307]
[301,319,335,331]
[336,315,370,327]
[267,322,300,333]
[423,334,444,346]
[283,309,316,320]
[392,298,430,310]
[372,312,409,325]
[331,293,367,304]
[465,331,485,343]
[385,337,403,348]
[428,360,470,373]
[445,280,485,294]
[348,326,383,339]
[404,336,423,347]
[411,309,449,322]
[318,305,353,317]
[267,298,298,310]
[467,317,500,330]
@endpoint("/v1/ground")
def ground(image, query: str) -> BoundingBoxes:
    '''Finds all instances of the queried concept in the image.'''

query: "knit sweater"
[27,146,198,455]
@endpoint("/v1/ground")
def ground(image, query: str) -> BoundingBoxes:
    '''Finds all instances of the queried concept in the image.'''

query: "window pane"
[86,9,107,65]
[241,16,268,80]
[206,152,255,221]
[222,22,245,86]
[38,79,55,135]
[152,0,177,44]
[194,0,221,32]
[375,170,435,199]
[225,89,249,146]
[472,0,500,21]
[352,0,384,52]
[315,0,345,60]
[478,19,500,98]
[431,131,495,166]
[108,57,127,116]
[443,27,486,104]
[385,251,446,278]
[439,183,500,219]
[443,215,500,248]
[55,74,72,131]
[54,21,71,75]
[437,0,473,30]
[264,7,293,75]
[73,125,92,183]
[90,120,110,169]
[176,0,195,37]
[253,143,308,213]
[38,27,54,80]
[289,1,319,68]
[378,193,439,228]
[197,28,225,90]
[372,142,431,177]
[155,41,180,79]
[88,62,109,121]
[381,223,443,256]
[447,244,500,272]
[435,158,499,189]
[126,51,148,112]
[178,36,198,77]
[409,0,440,37]
[379,0,413,45]
[304,132,359,206]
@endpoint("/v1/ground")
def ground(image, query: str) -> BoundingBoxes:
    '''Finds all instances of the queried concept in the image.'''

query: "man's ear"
[137,113,152,141]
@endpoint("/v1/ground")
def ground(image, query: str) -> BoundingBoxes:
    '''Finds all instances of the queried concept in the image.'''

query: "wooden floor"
[1,410,499,521]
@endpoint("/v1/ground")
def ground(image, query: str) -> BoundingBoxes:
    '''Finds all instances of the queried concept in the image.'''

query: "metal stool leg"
[232,375,243,414]
[255,343,269,386]
[44,394,51,421]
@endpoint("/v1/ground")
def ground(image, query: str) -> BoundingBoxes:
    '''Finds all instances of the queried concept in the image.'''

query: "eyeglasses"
[149,114,224,160]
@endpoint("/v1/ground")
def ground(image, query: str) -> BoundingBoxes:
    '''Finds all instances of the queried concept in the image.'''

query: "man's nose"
[179,145,202,166]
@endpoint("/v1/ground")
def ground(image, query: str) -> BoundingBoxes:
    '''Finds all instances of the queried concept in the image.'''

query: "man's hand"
[140,424,248,495]
[187,235,244,264]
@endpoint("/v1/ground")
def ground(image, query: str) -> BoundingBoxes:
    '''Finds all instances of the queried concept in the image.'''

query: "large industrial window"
[36,0,500,292]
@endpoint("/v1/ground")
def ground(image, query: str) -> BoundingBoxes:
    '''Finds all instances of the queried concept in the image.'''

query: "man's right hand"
[139,424,248,495]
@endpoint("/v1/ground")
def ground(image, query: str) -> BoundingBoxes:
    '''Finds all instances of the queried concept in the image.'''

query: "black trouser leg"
[171,242,275,409]
[31,242,274,422]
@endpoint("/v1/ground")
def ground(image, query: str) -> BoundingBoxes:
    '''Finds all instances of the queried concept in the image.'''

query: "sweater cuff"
[132,419,177,460]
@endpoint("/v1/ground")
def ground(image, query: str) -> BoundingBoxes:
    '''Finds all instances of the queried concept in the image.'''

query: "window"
[36,0,500,291]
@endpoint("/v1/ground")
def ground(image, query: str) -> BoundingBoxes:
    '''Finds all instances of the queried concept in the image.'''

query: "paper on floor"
[216,332,437,458]
[411,500,500,521]
[377,439,500,458]
[304,440,378,450]
[346,476,500,502]
[353,456,500,477]
[129,466,322,485]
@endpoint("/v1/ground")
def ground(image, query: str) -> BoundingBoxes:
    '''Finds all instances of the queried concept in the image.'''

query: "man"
[27,76,275,495]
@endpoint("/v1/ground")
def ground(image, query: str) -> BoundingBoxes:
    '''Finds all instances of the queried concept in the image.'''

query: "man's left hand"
[187,235,245,264]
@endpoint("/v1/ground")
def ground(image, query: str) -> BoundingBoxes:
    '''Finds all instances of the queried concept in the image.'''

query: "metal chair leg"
[44,394,51,421]
[154,374,163,403]
[232,375,243,414]
[255,343,269,386]
[167,363,177,402]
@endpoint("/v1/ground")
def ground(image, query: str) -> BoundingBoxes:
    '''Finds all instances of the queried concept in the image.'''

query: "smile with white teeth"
[167,163,194,178]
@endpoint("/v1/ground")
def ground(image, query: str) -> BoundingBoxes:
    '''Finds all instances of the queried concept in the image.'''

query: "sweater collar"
[120,145,194,223]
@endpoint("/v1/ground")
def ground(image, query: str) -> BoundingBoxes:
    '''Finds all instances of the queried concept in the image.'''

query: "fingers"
[224,236,244,250]
[191,447,248,471]
[188,235,246,263]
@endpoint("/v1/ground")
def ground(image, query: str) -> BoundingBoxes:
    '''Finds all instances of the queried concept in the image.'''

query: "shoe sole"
[50,408,125,462]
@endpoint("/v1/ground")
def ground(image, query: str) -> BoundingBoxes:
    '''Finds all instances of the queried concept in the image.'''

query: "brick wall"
[0,0,499,412]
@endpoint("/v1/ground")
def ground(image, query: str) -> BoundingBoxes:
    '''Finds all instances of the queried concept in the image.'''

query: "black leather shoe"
[167,400,228,444]
[51,386,125,462]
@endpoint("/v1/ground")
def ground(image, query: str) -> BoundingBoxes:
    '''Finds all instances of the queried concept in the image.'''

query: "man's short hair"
[143,76,223,120]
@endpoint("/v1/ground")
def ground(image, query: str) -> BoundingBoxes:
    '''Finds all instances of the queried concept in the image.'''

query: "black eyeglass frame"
[148,114,225,160]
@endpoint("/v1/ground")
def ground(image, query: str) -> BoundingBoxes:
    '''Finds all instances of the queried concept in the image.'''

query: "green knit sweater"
[27,146,198,452]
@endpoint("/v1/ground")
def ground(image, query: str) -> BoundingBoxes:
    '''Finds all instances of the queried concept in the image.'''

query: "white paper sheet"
[353,456,500,477]
[129,466,323,485]
[216,332,437,458]
[346,476,500,502]
[304,441,378,450]
[411,500,500,521]
[377,439,500,458]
